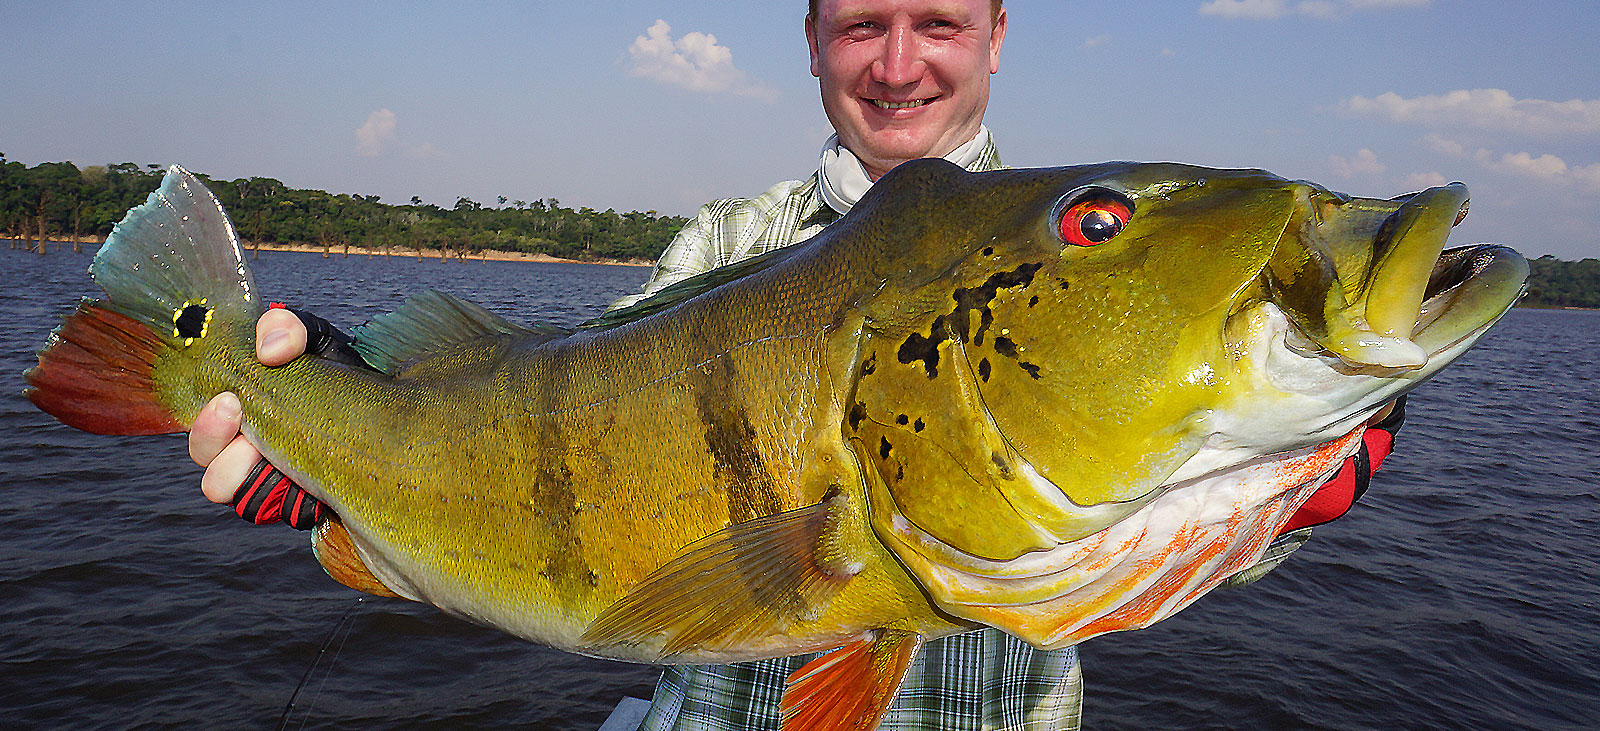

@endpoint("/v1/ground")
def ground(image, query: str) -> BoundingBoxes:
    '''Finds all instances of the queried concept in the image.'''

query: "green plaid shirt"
[619,140,1306,730]
[611,138,1004,311]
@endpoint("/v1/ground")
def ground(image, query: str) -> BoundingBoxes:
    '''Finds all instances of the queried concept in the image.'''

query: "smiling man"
[612,0,1010,309]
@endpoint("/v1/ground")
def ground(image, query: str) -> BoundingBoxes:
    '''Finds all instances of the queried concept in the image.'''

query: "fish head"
[850,160,1526,645]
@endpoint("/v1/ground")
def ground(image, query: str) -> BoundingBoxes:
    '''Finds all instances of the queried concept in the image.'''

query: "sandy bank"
[3,237,653,268]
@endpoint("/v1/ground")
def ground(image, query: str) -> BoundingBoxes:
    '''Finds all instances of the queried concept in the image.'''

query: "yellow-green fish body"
[28,161,1527,729]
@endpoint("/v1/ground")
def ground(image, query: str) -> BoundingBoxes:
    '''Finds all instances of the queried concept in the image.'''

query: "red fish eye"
[1056,194,1133,247]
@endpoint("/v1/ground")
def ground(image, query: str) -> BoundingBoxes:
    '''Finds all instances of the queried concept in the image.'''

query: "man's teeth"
[873,99,928,109]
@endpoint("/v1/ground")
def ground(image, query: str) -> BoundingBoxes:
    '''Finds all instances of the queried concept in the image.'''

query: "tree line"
[1524,255,1600,309]
[0,156,688,262]
[4,156,1597,307]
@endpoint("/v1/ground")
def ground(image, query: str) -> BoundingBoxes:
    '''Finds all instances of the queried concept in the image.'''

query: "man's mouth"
[869,97,935,110]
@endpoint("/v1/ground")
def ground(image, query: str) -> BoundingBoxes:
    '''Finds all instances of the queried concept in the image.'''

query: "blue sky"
[3,1,1596,259]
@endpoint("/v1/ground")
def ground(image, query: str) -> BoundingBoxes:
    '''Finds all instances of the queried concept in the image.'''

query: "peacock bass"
[27,162,1526,730]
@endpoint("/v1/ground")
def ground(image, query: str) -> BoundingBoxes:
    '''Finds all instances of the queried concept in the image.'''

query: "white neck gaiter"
[817,125,991,216]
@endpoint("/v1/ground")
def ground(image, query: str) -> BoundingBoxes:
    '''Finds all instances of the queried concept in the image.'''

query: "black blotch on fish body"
[1019,362,1042,379]
[895,414,909,425]
[898,332,942,379]
[994,337,1019,359]
[531,441,592,592]
[879,437,893,459]
[862,354,877,376]
[978,358,991,382]
[990,452,1013,479]
[175,304,206,339]
[848,401,868,431]
[913,418,925,433]
[1028,296,1039,308]
[902,262,1043,377]
[951,263,1042,347]
[693,357,782,525]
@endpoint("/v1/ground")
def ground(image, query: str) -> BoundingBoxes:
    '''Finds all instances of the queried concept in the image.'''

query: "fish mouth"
[1263,183,1528,372]
[1410,243,1527,353]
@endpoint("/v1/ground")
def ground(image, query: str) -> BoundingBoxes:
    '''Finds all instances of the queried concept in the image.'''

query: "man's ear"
[990,8,1007,74]
[806,14,822,78]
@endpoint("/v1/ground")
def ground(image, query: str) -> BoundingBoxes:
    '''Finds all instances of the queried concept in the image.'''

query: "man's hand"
[189,308,308,503]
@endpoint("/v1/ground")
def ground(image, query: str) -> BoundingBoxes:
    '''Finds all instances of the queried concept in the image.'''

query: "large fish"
[27,162,1524,730]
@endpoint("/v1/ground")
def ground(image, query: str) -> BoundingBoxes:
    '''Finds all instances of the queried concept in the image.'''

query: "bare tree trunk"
[72,203,84,253]
[37,215,47,256]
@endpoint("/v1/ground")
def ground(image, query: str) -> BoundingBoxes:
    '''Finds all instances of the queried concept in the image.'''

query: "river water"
[2,247,1596,729]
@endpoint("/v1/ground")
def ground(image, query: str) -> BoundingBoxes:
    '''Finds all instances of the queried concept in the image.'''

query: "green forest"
[1525,255,1600,309]
[0,157,688,262]
[4,157,1597,307]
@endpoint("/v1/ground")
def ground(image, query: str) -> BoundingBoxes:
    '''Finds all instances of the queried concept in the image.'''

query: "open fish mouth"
[1411,243,1528,354]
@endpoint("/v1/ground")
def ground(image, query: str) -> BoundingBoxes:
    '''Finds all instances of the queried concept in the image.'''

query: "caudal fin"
[25,166,264,435]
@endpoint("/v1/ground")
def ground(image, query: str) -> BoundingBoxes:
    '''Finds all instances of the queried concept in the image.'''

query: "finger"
[201,436,264,504]
[256,308,308,366]
[189,392,242,467]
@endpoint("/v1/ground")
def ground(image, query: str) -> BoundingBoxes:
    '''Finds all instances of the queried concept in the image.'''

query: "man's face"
[807,0,1006,180]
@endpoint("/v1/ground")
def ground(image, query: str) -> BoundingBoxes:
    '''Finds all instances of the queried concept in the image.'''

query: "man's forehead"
[818,0,989,23]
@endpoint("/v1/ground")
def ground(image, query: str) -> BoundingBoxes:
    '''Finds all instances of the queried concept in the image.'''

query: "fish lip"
[1409,243,1528,350]
[1424,243,1514,302]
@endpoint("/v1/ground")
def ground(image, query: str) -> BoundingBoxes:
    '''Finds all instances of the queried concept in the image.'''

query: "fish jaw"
[1205,241,1528,460]
[1262,182,1475,370]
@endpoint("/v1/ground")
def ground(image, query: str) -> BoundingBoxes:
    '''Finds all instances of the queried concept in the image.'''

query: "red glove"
[1280,396,1406,534]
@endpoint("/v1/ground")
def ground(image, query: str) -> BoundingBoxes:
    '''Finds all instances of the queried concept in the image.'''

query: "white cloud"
[1422,133,1465,157]
[1424,133,1600,193]
[355,109,397,157]
[1329,148,1385,178]
[354,109,447,160]
[626,19,776,100]
[1200,0,1428,19]
[1403,171,1449,190]
[1084,35,1111,49]
[1200,0,1289,18]
[1342,89,1600,137]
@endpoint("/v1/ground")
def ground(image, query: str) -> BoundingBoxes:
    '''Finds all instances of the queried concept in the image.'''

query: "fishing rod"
[276,596,366,730]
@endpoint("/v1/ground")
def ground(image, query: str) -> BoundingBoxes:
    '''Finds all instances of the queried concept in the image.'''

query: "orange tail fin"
[25,303,182,435]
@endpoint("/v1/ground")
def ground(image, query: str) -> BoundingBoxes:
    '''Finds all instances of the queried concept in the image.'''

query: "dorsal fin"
[580,244,808,331]
[350,290,566,374]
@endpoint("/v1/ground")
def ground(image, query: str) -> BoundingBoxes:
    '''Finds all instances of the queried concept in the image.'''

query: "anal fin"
[781,629,923,731]
[312,516,403,599]
[580,489,862,659]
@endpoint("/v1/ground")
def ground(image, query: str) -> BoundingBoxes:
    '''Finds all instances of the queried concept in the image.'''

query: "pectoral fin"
[580,489,863,659]
[781,629,923,731]
[311,516,403,599]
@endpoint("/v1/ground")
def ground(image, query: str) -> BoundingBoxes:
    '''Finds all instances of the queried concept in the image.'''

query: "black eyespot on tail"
[175,303,208,339]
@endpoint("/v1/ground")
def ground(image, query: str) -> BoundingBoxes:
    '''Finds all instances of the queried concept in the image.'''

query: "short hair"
[808,0,1003,24]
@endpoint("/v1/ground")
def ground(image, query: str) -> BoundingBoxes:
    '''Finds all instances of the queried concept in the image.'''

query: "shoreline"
[7,238,1596,311]
[2,237,653,268]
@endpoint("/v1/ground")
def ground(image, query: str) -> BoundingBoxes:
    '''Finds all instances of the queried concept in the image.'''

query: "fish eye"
[1053,188,1134,247]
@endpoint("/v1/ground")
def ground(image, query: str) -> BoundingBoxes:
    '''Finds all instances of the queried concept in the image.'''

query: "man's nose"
[872,25,925,86]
